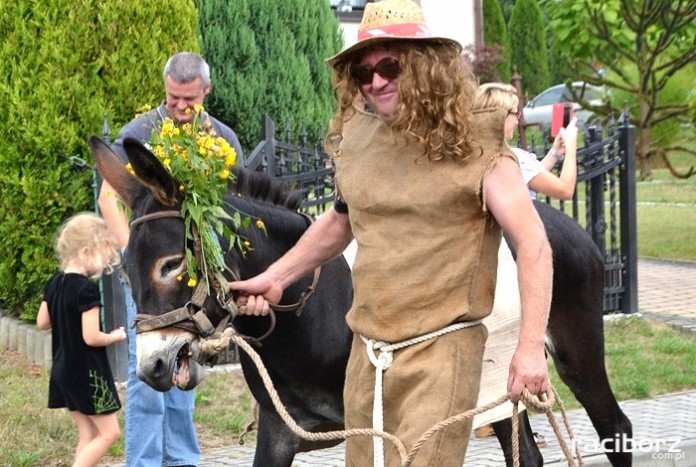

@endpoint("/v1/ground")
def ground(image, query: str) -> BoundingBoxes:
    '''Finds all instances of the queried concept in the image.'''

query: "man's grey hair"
[163,52,211,87]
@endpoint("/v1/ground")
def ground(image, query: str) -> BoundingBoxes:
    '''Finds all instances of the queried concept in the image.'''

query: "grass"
[3,316,695,466]
[549,316,696,412]
[0,349,255,466]
[636,150,696,261]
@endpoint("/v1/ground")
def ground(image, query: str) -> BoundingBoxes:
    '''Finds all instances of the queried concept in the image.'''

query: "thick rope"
[197,328,583,467]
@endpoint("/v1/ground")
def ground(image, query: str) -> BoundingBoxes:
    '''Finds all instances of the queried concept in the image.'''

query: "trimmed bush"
[195,0,343,152]
[508,0,550,97]
[0,0,199,318]
[483,0,511,82]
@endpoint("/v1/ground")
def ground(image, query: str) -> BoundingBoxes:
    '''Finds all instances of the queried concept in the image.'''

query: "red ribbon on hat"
[358,23,432,41]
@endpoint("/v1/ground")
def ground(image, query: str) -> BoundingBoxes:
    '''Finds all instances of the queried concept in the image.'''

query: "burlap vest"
[334,105,515,342]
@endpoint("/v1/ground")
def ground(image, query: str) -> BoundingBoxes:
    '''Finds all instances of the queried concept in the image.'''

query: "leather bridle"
[127,209,321,347]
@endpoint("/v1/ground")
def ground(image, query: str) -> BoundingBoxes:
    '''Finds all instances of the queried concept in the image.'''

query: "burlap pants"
[344,324,487,467]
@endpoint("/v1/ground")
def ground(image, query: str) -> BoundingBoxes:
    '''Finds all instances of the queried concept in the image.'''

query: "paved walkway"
[100,258,696,466]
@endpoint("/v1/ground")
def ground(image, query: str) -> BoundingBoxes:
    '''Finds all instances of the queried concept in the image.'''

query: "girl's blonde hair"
[472,82,519,112]
[56,212,121,278]
[327,42,478,163]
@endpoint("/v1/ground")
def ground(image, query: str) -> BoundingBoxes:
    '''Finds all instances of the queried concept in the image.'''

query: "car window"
[532,87,565,106]
[572,84,603,101]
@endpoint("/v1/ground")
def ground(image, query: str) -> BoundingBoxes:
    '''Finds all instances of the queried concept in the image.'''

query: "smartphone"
[551,103,575,137]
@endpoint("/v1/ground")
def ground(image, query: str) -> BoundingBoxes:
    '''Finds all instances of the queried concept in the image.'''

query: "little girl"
[37,212,127,467]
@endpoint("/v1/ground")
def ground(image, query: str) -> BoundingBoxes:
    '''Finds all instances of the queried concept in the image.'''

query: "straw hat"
[326,0,462,66]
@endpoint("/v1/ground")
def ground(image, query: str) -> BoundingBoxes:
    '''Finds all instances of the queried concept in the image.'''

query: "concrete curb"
[0,312,52,368]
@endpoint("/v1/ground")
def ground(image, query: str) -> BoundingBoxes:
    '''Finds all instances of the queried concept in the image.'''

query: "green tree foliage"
[508,0,550,98]
[482,0,511,82]
[0,0,198,318]
[543,0,696,180]
[499,0,516,24]
[195,0,343,153]
[545,17,573,85]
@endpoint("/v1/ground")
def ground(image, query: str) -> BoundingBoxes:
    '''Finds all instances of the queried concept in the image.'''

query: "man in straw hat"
[230,0,552,465]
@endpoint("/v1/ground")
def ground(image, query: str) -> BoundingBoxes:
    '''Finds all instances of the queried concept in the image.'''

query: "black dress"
[43,272,121,414]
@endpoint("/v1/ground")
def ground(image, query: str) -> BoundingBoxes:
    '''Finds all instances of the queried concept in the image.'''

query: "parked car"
[523,82,606,133]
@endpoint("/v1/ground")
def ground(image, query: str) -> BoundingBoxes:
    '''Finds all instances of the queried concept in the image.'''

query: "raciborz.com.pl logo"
[572,436,685,461]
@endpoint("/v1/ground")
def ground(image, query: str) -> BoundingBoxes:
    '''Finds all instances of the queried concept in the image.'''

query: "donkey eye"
[159,256,186,277]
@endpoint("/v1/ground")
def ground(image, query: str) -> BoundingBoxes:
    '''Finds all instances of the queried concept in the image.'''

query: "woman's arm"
[530,119,579,200]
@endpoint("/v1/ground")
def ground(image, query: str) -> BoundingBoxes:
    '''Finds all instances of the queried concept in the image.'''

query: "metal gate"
[521,114,638,314]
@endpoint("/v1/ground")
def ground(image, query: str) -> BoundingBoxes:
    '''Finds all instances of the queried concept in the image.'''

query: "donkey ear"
[122,138,180,207]
[88,136,139,208]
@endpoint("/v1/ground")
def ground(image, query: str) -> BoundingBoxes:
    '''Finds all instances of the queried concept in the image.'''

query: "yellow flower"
[125,163,135,176]
[256,219,265,229]
[161,119,178,137]
[143,103,257,292]
[135,103,152,117]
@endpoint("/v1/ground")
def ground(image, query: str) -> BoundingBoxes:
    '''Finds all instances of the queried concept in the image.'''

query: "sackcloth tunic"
[333,103,515,467]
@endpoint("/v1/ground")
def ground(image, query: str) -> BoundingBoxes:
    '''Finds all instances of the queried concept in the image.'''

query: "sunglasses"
[350,57,402,86]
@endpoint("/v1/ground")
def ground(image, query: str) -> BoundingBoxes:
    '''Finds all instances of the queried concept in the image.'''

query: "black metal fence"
[520,115,638,314]
[244,114,336,214]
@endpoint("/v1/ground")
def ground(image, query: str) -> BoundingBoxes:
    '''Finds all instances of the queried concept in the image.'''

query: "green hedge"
[483,0,511,82]
[195,0,343,152]
[508,0,550,97]
[0,0,199,319]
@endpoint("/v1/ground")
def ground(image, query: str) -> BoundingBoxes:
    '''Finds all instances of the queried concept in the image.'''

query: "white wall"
[419,0,475,49]
[338,0,475,50]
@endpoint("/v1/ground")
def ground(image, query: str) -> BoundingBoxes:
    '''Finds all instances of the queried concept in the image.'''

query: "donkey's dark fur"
[89,136,631,467]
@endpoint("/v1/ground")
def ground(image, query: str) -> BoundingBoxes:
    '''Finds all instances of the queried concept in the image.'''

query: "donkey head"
[89,136,214,391]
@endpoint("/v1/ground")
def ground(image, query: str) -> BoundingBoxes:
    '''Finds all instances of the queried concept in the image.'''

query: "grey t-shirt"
[111,102,244,166]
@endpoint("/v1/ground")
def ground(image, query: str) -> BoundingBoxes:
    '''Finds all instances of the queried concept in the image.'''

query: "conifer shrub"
[195,0,343,152]
[508,0,550,97]
[483,0,511,82]
[0,0,198,318]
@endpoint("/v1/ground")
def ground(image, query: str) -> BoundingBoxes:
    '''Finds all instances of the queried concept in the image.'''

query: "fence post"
[99,113,129,382]
[587,129,607,257]
[263,114,277,176]
[619,114,638,314]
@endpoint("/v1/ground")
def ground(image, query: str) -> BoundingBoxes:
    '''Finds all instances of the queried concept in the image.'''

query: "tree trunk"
[636,75,652,180]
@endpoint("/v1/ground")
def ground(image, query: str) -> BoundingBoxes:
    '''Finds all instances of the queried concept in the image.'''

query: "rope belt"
[360,319,483,467]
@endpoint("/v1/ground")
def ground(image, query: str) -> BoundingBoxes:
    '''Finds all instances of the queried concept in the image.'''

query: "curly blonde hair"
[326,42,478,163]
[56,212,121,279]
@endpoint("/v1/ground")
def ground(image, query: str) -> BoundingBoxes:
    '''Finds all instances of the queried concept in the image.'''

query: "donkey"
[89,136,632,467]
